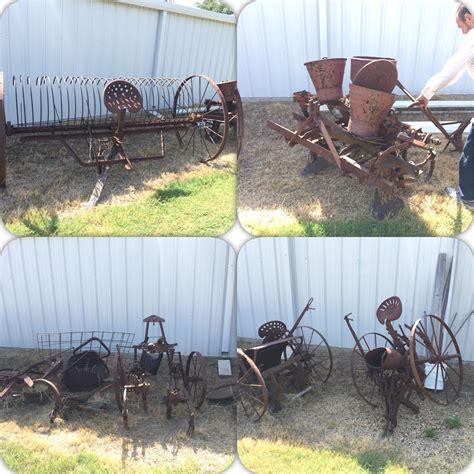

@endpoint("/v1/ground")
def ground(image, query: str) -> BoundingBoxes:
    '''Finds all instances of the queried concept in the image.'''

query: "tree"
[195,0,233,15]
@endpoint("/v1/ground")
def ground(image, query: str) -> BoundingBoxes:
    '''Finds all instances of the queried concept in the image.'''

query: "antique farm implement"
[268,56,451,195]
[113,315,207,434]
[0,331,134,420]
[236,297,333,420]
[0,72,242,204]
[345,296,463,435]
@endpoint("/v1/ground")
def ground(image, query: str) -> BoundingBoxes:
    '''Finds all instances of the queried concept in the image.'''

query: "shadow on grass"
[297,210,435,237]
[154,187,191,203]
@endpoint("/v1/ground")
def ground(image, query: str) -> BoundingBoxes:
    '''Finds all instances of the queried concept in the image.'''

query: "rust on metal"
[113,316,207,434]
[345,297,463,435]
[268,56,466,196]
[0,73,243,201]
[237,297,333,420]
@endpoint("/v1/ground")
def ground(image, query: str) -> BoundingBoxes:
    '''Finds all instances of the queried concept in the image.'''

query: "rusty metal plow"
[345,296,463,435]
[113,316,207,435]
[0,73,243,204]
[235,297,333,421]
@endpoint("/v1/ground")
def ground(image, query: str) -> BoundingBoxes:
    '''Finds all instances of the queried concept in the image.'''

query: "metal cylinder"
[304,58,347,104]
[350,56,397,82]
[348,83,395,137]
[365,347,403,370]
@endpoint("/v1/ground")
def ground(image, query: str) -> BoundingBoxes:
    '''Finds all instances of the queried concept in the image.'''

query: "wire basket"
[37,331,135,361]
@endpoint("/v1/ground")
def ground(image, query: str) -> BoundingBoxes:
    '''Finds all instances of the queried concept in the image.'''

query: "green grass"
[0,439,207,474]
[424,427,438,440]
[238,438,409,474]
[5,169,235,237]
[245,215,431,237]
[443,416,463,429]
[242,207,472,237]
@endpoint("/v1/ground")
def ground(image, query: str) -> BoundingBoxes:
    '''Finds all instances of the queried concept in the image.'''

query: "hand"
[408,95,429,110]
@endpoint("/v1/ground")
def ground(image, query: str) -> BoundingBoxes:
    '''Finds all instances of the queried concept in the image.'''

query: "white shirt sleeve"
[421,30,474,100]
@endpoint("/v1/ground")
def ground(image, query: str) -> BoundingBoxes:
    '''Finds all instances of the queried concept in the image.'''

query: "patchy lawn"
[0,133,236,237]
[237,344,473,474]
[0,348,235,474]
[238,101,473,236]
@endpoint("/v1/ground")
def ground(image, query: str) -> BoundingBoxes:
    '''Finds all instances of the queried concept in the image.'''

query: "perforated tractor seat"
[258,320,288,343]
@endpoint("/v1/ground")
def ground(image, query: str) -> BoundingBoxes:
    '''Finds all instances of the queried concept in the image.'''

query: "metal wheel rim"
[236,348,268,421]
[28,378,63,422]
[291,326,333,384]
[234,88,244,156]
[172,74,229,162]
[113,350,126,413]
[409,315,463,405]
[351,332,394,407]
[185,351,208,409]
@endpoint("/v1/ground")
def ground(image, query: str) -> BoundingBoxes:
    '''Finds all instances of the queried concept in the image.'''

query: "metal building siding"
[0,237,235,356]
[0,0,236,122]
[237,237,474,361]
[237,0,473,98]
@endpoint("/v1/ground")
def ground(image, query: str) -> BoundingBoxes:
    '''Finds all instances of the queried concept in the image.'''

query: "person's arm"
[415,31,474,108]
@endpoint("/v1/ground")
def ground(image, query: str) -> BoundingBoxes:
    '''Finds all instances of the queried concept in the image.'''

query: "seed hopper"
[236,297,333,420]
[113,315,208,434]
[0,72,242,205]
[267,56,468,196]
[344,296,463,435]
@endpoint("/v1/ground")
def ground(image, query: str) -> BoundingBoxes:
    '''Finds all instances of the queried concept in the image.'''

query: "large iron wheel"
[14,378,63,422]
[173,74,229,163]
[185,351,207,409]
[409,315,463,405]
[290,326,333,384]
[233,88,244,156]
[113,348,129,428]
[351,332,394,407]
[236,348,268,421]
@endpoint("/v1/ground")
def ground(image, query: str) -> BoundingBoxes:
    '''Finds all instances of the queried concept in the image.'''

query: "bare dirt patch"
[238,100,472,235]
[0,347,235,473]
[237,343,473,473]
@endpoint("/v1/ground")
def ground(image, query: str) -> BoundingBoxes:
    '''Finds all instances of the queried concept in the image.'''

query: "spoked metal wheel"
[173,74,229,163]
[409,315,463,405]
[290,326,333,385]
[234,88,244,156]
[236,348,268,421]
[185,351,208,409]
[113,348,130,428]
[351,332,394,407]
[19,378,64,422]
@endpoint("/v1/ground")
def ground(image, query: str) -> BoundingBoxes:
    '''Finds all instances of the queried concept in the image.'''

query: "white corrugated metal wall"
[0,0,236,121]
[237,237,474,361]
[0,237,236,356]
[238,0,473,98]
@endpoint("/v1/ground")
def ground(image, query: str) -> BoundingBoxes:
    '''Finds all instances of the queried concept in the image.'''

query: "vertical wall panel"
[0,237,235,356]
[237,237,474,361]
[238,0,472,98]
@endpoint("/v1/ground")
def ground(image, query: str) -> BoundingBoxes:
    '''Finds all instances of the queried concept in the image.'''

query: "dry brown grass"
[237,343,473,473]
[0,348,235,473]
[238,101,473,235]
[0,132,236,223]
